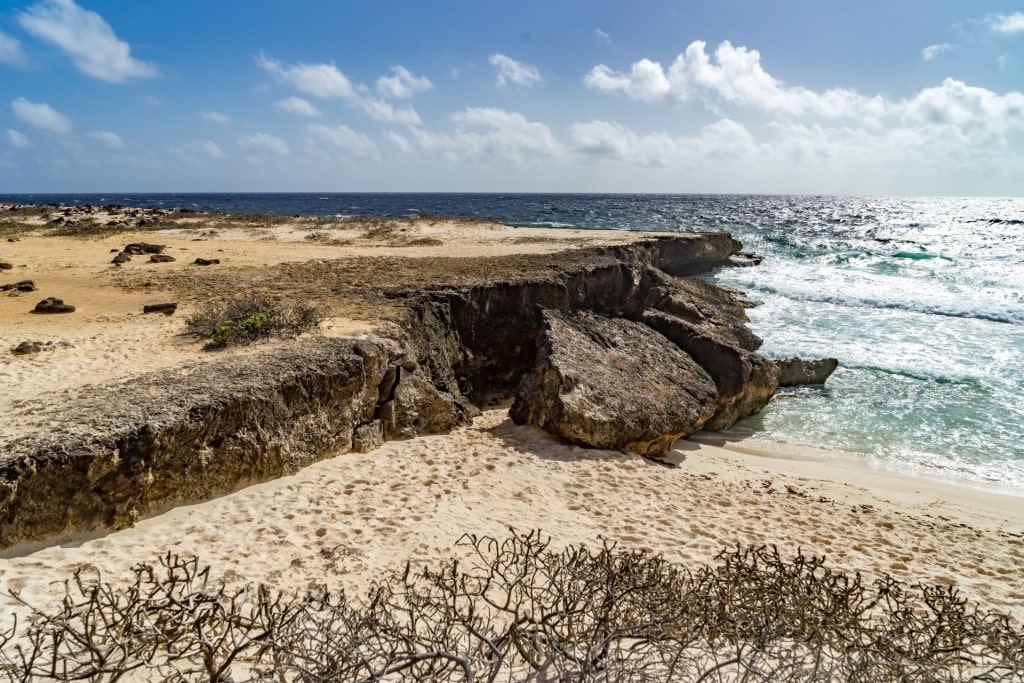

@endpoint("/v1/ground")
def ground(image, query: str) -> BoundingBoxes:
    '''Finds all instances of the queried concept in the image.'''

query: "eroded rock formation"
[0,232,787,550]
[510,311,717,456]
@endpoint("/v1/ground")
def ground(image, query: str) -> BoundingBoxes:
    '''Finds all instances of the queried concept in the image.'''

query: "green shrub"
[185,295,325,348]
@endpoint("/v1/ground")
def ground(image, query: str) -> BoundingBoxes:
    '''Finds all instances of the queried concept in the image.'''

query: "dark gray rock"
[11,341,42,355]
[123,242,165,255]
[32,297,76,314]
[194,258,220,266]
[149,254,176,263]
[112,251,131,264]
[0,262,11,270]
[775,357,839,386]
[143,302,178,315]
[1,280,35,292]
[510,310,717,456]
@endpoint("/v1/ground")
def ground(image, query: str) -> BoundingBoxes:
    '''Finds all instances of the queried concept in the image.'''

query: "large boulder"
[639,270,778,430]
[775,357,839,386]
[510,310,717,456]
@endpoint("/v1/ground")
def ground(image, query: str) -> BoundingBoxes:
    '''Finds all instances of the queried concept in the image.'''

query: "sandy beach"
[1,206,1022,647]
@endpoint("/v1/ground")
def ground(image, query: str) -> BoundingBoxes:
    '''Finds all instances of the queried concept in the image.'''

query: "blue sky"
[1,0,1023,195]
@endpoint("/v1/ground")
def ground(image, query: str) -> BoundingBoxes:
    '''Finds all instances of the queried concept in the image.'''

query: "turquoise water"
[705,196,1024,493]
[5,193,1022,493]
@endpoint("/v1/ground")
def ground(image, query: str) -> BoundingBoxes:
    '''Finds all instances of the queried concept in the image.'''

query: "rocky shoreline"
[0,208,835,550]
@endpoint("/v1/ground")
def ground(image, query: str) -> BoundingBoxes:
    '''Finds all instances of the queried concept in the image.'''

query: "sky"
[1,0,1023,195]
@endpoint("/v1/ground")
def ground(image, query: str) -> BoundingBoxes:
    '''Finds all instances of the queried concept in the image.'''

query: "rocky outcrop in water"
[510,311,717,455]
[0,233,784,550]
[775,357,839,386]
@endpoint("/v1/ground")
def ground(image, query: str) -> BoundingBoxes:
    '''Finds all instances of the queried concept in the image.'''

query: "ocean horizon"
[5,192,1022,496]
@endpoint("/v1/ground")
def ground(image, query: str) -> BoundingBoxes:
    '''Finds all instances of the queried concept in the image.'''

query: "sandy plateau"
[0,205,1022,636]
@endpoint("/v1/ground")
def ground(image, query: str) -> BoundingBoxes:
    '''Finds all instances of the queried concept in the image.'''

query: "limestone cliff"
[1,232,781,550]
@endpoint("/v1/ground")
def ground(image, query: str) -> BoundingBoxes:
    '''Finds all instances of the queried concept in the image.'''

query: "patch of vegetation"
[185,295,326,348]
[2,531,1021,681]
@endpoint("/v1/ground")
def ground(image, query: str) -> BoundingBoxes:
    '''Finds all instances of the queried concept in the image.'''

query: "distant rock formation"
[510,311,716,456]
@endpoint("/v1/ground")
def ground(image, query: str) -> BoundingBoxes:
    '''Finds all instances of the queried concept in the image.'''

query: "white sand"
[2,409,1022,635]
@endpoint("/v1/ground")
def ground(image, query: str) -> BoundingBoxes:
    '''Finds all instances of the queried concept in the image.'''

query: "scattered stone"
[775,357,839,386]
[511,310,717,456]
[32,297,76,314]
[194,258,220,266]
[11,341,42,355]
[7,237,19,242]
[149,254,176,263]
[143,302,178,315]
[123,242,165,255]
[112,251,132,264]
[10,340,75,355]
[0,262,12,270]
[110,248,120,253]
[1,280,35,292]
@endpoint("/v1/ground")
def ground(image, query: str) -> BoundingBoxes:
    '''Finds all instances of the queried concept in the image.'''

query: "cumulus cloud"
[274,96,320,117]
[922,43,956,61]
[171,140,226,165]
[257,54,354,98]
[307,124,380,160]
[585,40,888,122]
[0,30,27,66]
[18,0,157,82]
[896,78,1024,142]
[88,130,123,149]
[201,111,231,124]
[570,118,756,167]
[377,65,432,99]
[11,97,72,135]
[258,54,421,124]
[237,132,289,156]
[7,129,30,148]
[489,54,542,87]
[987,12,1024,34]
[396,107,561,165]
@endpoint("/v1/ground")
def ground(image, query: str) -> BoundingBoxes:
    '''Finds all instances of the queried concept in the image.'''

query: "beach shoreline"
[1,204,1021,638]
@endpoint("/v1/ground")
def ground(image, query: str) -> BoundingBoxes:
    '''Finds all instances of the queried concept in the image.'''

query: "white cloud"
[274,96,321,117]
[88,130,123,149]
[258,54,421,124]
[987,12,1024,34]
[398,107,561,165]
[201,111,231,124]
[922,43,956,61]
[377,65,432,99]
[585,40,888,122]
[11,97,72,135]
[896,78,1024,142]
[257,54,354,98]
[570,118,756,167]
[18,0,157,82]
[0,30,27,66]
[355,98,422,125]
[489,54,542,87]
[237,132,289,156]
[593,28,612,45]
[7,129,30,148]
[171,140,226,165]
[307,124,379,160]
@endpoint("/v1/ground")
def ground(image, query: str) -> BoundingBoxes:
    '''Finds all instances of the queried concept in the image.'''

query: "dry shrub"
[185,295,326,348]
[2,531,1021,681]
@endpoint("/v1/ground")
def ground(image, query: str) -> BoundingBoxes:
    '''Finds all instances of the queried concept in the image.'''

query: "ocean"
[4,193,1022,495]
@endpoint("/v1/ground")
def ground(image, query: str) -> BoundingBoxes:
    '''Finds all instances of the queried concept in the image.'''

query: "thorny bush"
[2,530,1021,681]
[184,295,326,348]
